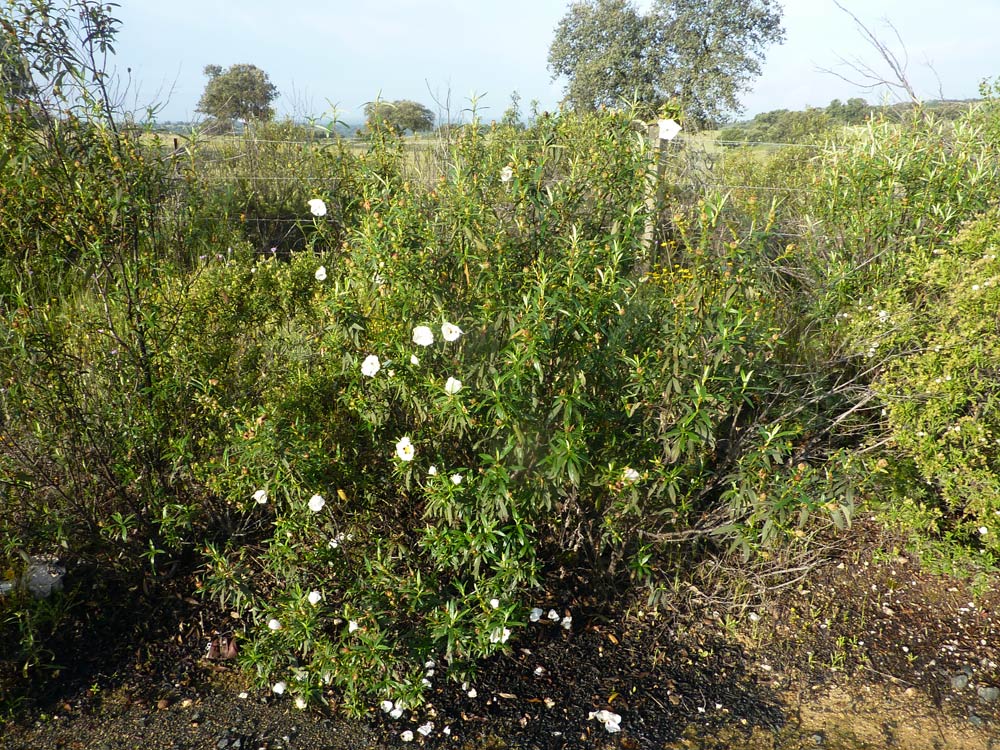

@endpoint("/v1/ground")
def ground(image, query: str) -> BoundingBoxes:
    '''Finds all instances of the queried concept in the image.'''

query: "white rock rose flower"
[529,607,544,622]
[441,321,463,342]
[348,620,359,633]
[308,590,322,605]
[450,473,462,485]
[253,489,268,504]
[657,118,681,142]
[401,730,414,742]
[395,436,415,461]
[622,467,640,484]
[272,681,286,694]
[294,696,307,710]
[444,376,462,395]
[314,265,327,281]
[308,494,326,512]
[307,198,327,216]
[410,354,420,366]
[360,354,381,377]
[428,465,438,476]
[267,618,282,631]
[412,325,434,347]
[500,165,513,183]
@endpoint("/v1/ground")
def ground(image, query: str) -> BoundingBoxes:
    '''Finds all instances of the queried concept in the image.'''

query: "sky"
[111,0,1000,125]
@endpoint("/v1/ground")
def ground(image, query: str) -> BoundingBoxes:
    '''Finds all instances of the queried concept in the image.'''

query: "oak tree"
[196,63,278,130]
[548,0,784,126]
[364,99,434,134]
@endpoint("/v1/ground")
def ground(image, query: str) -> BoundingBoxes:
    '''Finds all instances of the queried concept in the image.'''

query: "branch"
[817,1,921,106]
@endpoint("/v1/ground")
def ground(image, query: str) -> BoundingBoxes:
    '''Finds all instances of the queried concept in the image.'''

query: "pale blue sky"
[112,0,1000,124]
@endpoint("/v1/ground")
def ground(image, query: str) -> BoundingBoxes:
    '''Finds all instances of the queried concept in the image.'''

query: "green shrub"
[866,211,1000,547]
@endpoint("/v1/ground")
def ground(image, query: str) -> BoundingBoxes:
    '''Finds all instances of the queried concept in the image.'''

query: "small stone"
[217,739,231,750]
[969,714,985,728]
[951,674,970,691]
[180,698,194,708]
[977,685,1000,704]
[157,698,171,710]
[810,732,825,746]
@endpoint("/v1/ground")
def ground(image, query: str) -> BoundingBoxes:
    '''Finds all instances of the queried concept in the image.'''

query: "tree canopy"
[364,99,435,134]
[196,63,278,129]
[548,0,784,127]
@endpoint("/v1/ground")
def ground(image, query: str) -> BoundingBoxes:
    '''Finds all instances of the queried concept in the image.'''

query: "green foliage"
[24,0,1000,719]
[548,0,785,126]
[861,214,1000,547]
[363,99,435,134]
[196,63,278,130]
[718,107,836,145]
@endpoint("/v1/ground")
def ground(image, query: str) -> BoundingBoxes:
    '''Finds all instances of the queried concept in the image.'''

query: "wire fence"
[156,131,863,244]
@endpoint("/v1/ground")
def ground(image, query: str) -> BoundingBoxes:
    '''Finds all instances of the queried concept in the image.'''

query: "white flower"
[410,354,420,366]
[657,118,681,141]
[500,165,514,183]
[529,607,544,622]
[272,681,286,694]
[443,726,451,736]
[489,598,500,609]
[547,609,560,621]
[561,614,573,630]
[253,488,268,504]
[441,321,463,342]
[360,354,381,377]
[467,688,477,698]
[417,722,434,736]
[348,620,359,633]
[534,666,545,676]
[389,701,404,720]
[308,590,322,605]
[381,700,394,713]
[444,376,463,395]
[315,265,327,281]
[294,696,307,710]
[308,494,326,512]
[622,467,640,484]
[412,325,434,347]
[307,198,327,217]
[428,465,438,476]
[489,627,511,644]
[396,436,415,462]
[450,473,463,485]
[267,618,282,631]
[425,660,436,669]
[980,526,989,536]
[400,730,414,742]
[973,284,981,292]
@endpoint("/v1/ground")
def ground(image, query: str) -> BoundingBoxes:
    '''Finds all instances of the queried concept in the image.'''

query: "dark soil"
[3,518,999,749]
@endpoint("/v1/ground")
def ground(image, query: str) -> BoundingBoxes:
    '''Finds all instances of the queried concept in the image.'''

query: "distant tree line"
[717,97,978,144]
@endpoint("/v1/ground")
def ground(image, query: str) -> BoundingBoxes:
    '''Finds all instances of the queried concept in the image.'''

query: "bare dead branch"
[817,1,921,106]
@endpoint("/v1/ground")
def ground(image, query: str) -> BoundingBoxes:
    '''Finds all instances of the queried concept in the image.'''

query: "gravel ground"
[3,519,999,749]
